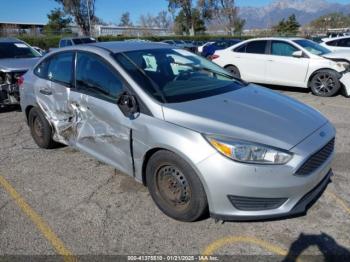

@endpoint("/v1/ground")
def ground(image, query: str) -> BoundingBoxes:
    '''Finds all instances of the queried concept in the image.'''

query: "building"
[95,25,170,37]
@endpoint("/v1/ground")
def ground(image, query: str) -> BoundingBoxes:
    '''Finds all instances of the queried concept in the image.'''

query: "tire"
[225,65,241,78]
[28,107,59,149]
[309,70,341,97]
[146,150,208,222]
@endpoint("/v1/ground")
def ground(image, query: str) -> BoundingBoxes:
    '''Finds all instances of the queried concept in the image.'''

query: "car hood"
[323,51,350,62]
[162,85,328,150]
[0,57,40,72]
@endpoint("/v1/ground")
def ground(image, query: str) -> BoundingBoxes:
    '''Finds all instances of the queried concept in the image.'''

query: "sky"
[0,0,349,25]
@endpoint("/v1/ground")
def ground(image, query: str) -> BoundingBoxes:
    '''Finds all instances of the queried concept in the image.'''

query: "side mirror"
[292,50,303,58]
[118,92,139,117]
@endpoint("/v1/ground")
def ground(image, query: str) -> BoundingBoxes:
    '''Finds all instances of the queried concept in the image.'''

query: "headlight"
[337,62,350,72]
[206,136,292,165]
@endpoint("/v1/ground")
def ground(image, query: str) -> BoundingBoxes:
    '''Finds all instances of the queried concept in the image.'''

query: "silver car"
[20,42,335,222]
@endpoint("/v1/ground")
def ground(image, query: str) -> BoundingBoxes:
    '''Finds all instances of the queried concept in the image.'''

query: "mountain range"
[239,0,350,29]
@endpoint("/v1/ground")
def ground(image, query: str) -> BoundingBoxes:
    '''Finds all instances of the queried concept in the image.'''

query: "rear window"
[246,41,267,54]
[72,38,97,45]
[0,42,41,59]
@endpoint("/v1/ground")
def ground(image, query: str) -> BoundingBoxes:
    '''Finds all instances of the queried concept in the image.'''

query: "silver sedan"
[20,42,335,222]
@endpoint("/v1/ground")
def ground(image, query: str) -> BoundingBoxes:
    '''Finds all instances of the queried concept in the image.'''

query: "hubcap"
[313,73,336,95]
[156,166,191,210]
[33,117,44,138]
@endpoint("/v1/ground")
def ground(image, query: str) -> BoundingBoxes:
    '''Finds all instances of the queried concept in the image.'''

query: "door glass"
[338,38,350,47]
[271,41,298,57]
[245,41,267,54]
[47,52,74,85]
[76,52,123,100]
[34,59,50,78]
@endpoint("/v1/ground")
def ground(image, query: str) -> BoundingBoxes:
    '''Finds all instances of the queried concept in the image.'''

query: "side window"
[66,40,73,46]
[60,40,66,47]
[234,43,247,53]
[47,52,74,85]
[271,41,298,57]
[245,41,267,54]
[326,40,338,46]
[34,59,50,78]
[338,38,350,47]
[76,52,123,100]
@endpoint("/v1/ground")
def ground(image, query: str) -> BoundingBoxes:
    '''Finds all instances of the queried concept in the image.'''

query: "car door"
[265,40,309,87]
[33,51,77,142]
[232,40,268,83]
[73,51,133,175]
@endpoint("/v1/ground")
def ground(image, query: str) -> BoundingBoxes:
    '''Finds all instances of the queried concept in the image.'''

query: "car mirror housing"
[118,92,139,117]
[292,50,303,58]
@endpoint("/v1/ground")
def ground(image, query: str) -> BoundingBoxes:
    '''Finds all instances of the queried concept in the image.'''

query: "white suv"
[320,36,350,51]
[212,37,350,97]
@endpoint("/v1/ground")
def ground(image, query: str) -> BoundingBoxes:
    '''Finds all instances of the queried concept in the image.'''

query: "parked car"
[212,37,350,97]
[59,37,97,48]
[162,40,197,53]
[0,38,41,107]
[197,41,214,53]
[20,42,335,222]
[320,36,350,51]
[202,39,241,58]
[32,46,46,56]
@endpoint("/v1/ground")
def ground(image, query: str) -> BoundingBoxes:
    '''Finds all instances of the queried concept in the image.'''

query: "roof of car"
[322,35,350,42]
[88,41,171,53]
[244,37,304,41]
[0,37,23,43]
[61,37,96,40]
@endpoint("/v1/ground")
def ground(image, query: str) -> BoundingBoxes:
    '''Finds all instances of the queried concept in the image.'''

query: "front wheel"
[225,65,241,78]
[309,70,341,97]
[146,150,208,222]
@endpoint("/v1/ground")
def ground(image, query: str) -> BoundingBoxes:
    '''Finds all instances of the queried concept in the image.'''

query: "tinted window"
[34,59,50,78]
[293,39,331,55]
[326,40,338,46]
[338,38,350,47]
[76,52,123,100]
[0,42,41,59]
[47,52,74,85]
[245,41,267,54]
[60,40,66,47]
[271,41,298,57]
[66,40,73,46]
[72,38,96,45]
[234,43,247,53]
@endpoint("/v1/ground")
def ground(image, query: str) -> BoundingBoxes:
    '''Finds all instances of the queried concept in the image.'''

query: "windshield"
[72,38,97,45]
[114,48,246,103]
[293,39,331,56]
[0,42,41,59]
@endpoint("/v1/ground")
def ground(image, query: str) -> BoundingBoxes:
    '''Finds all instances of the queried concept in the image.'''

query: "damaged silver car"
[20,42,335,222]
[0,38,41,107]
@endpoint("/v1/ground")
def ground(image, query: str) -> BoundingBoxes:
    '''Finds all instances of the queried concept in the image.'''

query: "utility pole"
[87,0,91,36]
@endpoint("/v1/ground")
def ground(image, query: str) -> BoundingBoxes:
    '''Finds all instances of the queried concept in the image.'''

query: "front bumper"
[196,122,335,221]
[340,72,350,97]
[0,83,20,106]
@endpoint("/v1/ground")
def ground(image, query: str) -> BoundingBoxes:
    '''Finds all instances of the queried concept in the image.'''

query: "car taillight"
[17,75,24,87]
[210,54,220,60]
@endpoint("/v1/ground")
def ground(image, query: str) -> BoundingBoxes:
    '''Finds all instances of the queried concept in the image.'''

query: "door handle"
[39,88,52,95]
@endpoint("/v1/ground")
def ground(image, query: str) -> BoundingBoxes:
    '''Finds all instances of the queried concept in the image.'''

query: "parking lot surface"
[0,89,350,260]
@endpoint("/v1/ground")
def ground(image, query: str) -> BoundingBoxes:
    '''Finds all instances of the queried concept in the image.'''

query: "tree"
[54,0,96,36]
[119,12,133,26]
[168,0,195,35]
[198,0,245,35]
[155,10,172,29]
[273,14,300,36]
[174,9,205,35]
[309,13,350,32]
[44,8,72,34]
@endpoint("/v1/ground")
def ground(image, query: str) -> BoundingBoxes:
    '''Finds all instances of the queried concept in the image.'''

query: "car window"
[338,38,350,47]
[326,40,338,46]
[271,41,298,57]
[234,43,247,53]
[76,52,123,100]
[245,41,267,54]
[66,40,73,46]
[0,42,41,59]
[34,59,50,78]
[60,40,66,47]
[47,52,74,85]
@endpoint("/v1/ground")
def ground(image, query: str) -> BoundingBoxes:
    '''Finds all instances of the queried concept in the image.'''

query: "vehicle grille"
[227,195,287,211]
[296,138,335,176]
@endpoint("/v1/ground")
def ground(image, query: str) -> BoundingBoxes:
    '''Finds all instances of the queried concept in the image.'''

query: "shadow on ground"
[283,233,350,262]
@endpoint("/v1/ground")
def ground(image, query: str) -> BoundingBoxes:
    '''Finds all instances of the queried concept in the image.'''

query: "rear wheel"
[225,65,241,78]
[28,107,59,149]
[310,70,341,97]
[146,150,208,222]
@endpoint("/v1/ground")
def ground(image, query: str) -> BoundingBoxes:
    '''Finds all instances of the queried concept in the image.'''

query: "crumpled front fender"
[340,73,350,97]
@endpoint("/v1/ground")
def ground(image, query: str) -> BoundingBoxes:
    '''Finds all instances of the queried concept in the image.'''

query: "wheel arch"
[307,68,342,88]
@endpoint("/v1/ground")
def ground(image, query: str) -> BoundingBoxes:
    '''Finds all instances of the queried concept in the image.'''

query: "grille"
[227,195,287,211]
[296,138,335,176]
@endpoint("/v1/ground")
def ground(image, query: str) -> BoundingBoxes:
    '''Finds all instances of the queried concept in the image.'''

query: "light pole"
[86,0,91,36]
